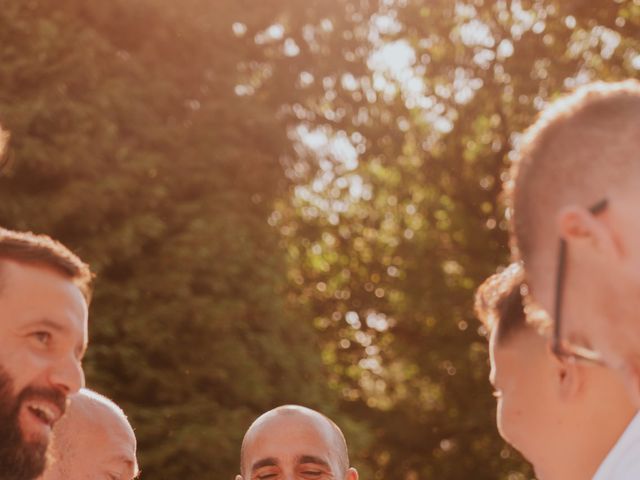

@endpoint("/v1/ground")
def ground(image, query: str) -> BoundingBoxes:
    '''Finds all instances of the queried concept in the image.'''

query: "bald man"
[238,405,358,480]
[41,388,138,480]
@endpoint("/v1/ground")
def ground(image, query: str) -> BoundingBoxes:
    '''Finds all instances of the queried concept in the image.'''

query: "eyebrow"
[29,318,68,333]
[251,457,279,472]
[115,457,136,468]
[298,455,330,468]
[106,455,139,477]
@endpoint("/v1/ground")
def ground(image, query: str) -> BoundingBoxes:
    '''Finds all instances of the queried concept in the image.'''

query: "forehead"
[95,424,137,467]
[488,327,499,378]
[244,415,337,466]
[0,261,88,337]
[0,260,86,309]
[491,330,547,374]
[62,407,137,464]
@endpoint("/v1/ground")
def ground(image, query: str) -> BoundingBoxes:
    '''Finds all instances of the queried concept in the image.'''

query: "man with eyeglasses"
[476,263,637,479]
[508,80,640,477]
[237,405,358,480]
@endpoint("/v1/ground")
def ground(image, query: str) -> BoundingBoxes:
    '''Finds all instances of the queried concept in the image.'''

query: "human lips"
[18,388,67,438]
[24,399,63,427]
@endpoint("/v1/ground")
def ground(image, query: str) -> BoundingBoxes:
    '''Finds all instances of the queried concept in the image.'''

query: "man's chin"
[0,439,49,480]
[0,416,50,480]
[18,404,54,446]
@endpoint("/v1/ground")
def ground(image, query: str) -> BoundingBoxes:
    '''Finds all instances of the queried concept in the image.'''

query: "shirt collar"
[593,411,640,479]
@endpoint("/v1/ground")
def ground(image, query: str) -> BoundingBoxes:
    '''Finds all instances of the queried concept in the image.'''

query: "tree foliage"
[0,0,638,478]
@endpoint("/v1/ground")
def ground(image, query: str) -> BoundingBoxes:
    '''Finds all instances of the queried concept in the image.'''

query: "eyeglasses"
[551,198,609,364]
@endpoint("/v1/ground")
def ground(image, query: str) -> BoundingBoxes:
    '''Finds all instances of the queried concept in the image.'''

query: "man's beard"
[0,366,66,480]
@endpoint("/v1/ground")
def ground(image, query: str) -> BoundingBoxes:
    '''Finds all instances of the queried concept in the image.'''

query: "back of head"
[508,80,640,271]
[0,228,93,303]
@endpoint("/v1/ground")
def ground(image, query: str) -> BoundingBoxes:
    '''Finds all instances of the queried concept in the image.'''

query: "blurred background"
[0,1,638,478]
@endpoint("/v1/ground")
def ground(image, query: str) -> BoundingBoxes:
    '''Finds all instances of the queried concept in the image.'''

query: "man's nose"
[49,354,85,395]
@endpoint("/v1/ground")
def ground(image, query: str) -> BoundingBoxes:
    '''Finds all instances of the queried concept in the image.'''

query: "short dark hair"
[474,263,528,345]
[0,228,93,303]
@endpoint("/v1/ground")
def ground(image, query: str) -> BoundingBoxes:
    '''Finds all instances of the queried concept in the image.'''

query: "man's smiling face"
[238,408,357,480]
[0,260,87,480]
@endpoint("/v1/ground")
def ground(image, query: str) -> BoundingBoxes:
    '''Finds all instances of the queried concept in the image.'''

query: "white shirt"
[593,412,640,479]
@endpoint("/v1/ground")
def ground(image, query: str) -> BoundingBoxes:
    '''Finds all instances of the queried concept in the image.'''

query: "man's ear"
[557,205,621,259]
[235,475,243,480]
[545,341,584,401]
[345,467,359,480]
[559,359,585,401]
